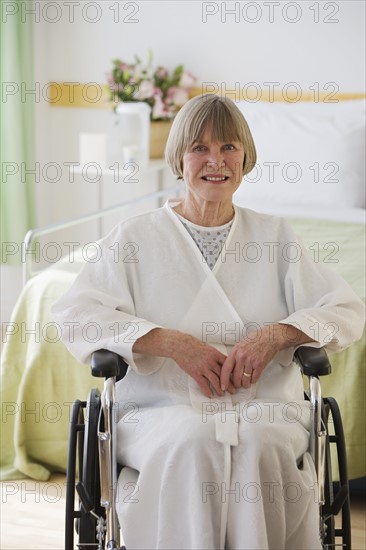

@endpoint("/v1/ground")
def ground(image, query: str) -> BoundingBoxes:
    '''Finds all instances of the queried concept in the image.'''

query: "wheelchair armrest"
[91,349,129,380]
[294,346,331,377]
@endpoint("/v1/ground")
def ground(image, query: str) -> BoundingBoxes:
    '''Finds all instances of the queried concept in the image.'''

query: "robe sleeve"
[277,219,365,355]
[51,225,164,375]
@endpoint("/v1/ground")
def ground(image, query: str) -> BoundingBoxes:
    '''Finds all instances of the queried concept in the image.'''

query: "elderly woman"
[53,94,364,550]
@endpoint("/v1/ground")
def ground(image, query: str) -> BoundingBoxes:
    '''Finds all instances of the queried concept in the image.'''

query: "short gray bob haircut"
[165,94,257,179]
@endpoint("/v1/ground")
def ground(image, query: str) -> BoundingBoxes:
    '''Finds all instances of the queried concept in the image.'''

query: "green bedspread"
[0,217,365,481]
[1,263,103,481]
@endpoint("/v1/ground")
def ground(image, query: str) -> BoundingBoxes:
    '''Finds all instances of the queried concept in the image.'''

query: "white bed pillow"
[235,99,365,209]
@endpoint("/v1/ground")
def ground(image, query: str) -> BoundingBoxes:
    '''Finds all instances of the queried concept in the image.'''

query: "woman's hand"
[220,323,314,391]
[171,332,236,398]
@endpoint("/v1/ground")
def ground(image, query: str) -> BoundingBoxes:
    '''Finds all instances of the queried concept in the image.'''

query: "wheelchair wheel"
[321,397,351,550]
[65,389,105,550]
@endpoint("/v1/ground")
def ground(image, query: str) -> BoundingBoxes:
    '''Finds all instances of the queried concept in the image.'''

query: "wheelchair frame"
[65,347,351,550]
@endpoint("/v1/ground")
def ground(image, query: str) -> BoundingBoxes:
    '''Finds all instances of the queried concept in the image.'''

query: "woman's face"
[182,127,245,204]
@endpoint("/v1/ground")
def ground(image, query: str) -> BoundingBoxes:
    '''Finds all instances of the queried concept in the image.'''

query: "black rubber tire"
[77,388,103,549]
[321,400,335,548]
[65,390,104,549]
[325,397,351,550]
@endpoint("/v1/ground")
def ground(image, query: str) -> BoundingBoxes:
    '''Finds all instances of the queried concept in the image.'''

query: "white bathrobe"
[52,200,364,550]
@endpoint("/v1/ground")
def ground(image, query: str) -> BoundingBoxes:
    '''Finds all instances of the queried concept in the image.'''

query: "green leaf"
[122,70,130,82]
[173,64,184,77]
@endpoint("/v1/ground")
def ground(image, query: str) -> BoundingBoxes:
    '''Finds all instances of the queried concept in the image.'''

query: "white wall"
[2,0,365,322]
[36,0,366,85]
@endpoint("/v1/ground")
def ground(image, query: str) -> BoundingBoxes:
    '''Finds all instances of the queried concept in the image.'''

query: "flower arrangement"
[106,52,196,121]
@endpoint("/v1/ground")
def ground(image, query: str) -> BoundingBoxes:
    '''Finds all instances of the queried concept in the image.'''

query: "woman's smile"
[201,174,229,183]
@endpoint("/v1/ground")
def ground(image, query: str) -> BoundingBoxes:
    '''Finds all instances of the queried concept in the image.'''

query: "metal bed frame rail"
[22,184,182,286]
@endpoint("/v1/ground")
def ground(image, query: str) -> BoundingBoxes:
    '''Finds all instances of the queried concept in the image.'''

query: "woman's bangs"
[193,104,241,145]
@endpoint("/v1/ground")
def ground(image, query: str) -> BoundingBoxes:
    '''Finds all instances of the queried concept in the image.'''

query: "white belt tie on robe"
[189,377,256,550]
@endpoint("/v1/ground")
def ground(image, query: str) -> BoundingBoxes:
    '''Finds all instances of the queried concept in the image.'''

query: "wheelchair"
[64,347,352,550]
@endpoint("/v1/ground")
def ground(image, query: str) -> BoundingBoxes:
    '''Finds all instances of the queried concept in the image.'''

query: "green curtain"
[1,0,36,264]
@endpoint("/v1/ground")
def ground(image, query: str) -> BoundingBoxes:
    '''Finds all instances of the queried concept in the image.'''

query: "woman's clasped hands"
[171,323,310,398]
